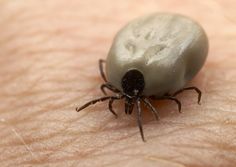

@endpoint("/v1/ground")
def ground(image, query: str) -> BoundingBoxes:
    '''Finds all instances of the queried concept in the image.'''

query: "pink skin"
[0,1,236,167]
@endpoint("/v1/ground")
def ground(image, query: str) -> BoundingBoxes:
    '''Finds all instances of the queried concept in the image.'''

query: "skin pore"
[0,0,236,167]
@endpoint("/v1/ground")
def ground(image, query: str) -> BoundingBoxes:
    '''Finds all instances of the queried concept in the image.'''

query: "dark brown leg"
[173,86,202,104]
[99,59,107,82]
[163,96,181,113]
[136,99,145,142]
[128,102,134,114]
[151,96,182,113]
[76,95,121,112]
[142,98,159,120]
[124,98,134,115]
[100,83,120,95]
[125,100,129,114]
[108,97,121,118]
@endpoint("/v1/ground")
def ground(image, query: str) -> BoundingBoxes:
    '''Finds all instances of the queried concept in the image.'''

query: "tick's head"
[121,69,145,98]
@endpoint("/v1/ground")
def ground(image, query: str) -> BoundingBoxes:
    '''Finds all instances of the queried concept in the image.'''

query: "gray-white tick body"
[106,13,208,97]
[77,13,208,141]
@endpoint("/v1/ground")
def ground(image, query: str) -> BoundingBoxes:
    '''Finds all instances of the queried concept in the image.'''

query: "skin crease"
[0,0,236,167]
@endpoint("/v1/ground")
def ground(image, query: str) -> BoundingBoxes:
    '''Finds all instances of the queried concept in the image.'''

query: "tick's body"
[106,13,208,96]
[77,13,208,141]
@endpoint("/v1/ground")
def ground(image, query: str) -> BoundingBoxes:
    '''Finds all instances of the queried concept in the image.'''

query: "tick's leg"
[142,98,159,120]
[124,98,134,115]
[76,96,114,112]
[108,96,124,118]
[151,96,182,113]
[100,83,120,95]
[99,59,107,82]
[173,86,202,104]
[125,98,130,114]
[128,102,134,115]
[136,99,146,142]
[125,99,129,114]
[163,96,182,113]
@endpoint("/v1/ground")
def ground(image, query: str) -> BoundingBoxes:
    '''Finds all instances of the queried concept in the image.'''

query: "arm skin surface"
[0,0,236,167]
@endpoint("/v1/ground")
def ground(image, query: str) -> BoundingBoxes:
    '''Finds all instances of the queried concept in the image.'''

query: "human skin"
[0,0,236,167]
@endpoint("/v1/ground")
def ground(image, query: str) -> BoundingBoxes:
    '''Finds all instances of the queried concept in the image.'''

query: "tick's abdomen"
[106,13,208,96]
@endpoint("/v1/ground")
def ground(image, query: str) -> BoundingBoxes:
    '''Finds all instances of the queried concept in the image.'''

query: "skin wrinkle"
[0,15,107,61]
[1,121,74,148]
[97,159,132,167]
[48,135,137,165]
[0,86,81,98]
[210,0,236,24]
[65,122,230,166]
[1,54,93,121]
[151,127,214,145]
[11,95,78,123]
[11,128,41,163]
[123,154,183,165]
[0,92,230,149]
[0,120,41,164]
[22,131,131,165]
[0,0,236,167]
[7,137,75,165]
[24,115,121,153]
[94,152,183,167]
[2,95,125,150]
[105,155,184,167]
[144,157,186,167]
[173,151,215,167]
[0,28,98,51]
[171,142,236,153]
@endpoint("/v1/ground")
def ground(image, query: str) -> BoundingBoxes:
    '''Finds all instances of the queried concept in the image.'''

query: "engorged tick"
[76,13,208,141]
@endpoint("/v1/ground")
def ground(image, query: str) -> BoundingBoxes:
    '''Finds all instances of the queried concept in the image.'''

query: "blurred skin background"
[0,0,236,166]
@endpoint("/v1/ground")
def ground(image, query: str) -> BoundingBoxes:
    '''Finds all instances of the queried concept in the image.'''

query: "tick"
[76,13,208,141]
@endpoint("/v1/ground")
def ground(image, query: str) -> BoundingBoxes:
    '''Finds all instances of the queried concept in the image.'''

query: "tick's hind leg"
[142,98,159,120]
[162,96,181,113]
[151,96,182,113]
[173,86,202,104]
[99,59,107,82]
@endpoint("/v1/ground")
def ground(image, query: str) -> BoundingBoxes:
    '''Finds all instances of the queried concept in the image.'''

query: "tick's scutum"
[121,69,145,97]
